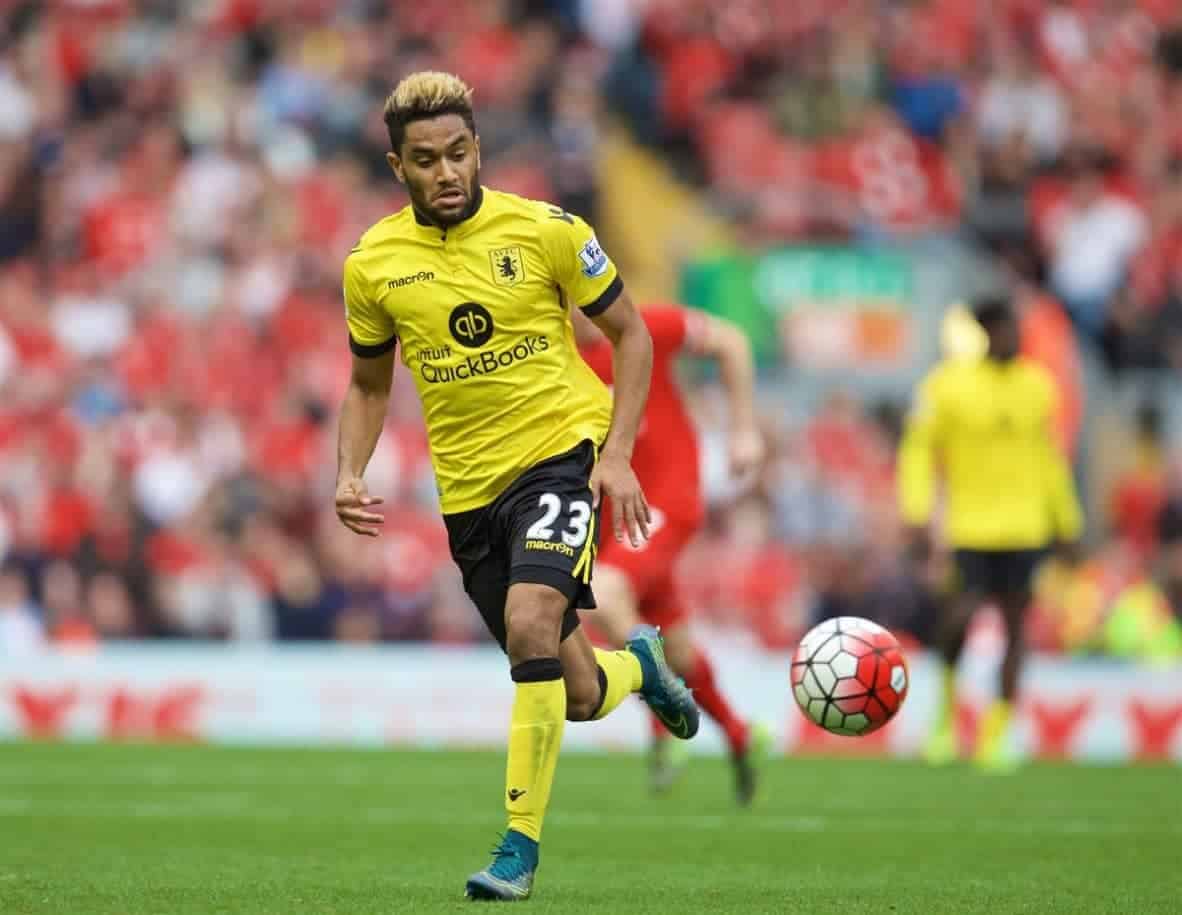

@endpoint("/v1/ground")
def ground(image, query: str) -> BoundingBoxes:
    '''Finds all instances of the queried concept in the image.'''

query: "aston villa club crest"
[489,246,525,286]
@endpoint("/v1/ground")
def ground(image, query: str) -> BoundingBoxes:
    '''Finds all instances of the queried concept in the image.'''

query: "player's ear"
[386,151,405,184]
[473,135,481,171]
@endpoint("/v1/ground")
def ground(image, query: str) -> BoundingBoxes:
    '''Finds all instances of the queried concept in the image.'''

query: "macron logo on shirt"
[387,270,435,289]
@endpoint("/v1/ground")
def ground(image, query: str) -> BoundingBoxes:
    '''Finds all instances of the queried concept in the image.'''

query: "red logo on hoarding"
[105,685,204,742]
[1028,697,1093,758]
[9,686,79,738]
[1127,700,1182,760]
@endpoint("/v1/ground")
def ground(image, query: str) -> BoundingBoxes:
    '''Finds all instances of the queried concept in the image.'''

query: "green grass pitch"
[0,742,1177,914]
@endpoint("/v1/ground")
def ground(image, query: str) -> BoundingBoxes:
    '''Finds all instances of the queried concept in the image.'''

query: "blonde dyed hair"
[383,71,476,152]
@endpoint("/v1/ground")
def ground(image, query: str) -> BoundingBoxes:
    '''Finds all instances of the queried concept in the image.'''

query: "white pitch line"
[0,797,1174,837]
[0,762,625,788]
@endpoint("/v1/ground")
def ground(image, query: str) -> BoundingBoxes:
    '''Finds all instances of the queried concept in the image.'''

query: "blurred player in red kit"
[577,303,770,803]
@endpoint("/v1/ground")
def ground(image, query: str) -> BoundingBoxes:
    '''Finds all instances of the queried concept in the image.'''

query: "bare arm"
[591,289,652,461]
[335,349,396,536]
[686,312,764,476]
[588,290,653,546]
[897,374,941,560]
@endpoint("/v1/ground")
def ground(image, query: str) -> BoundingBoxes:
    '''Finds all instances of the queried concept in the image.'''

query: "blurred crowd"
[614,0,1182,371]
[1,1,1181,660]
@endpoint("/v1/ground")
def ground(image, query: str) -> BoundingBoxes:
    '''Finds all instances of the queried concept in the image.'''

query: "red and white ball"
[791,616,909,736]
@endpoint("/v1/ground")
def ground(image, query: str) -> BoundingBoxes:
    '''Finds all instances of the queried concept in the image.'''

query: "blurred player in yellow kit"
[898,297,1083,770]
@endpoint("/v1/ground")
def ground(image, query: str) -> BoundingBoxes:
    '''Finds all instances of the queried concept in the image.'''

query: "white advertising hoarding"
[1,643,1180,761]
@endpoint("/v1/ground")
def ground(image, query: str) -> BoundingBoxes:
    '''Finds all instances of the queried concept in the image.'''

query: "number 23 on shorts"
[526,493,592,547]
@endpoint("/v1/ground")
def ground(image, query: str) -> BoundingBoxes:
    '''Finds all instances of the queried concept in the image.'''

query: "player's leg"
[654,607,768,805]
[443,534,544,901]
[975,551,1037,771]
[465,580,568,901]
[581,562,642,647]
[502,582,573,836]
[587,527,701,740]
[543,544,694,733]
[655,619,695,673]
[531,469,697,740]
[660,624,747,746]
[926,550,985,764]
[467,441,698,900]
[557,586,700,735]
[557,621,642,722]
[582,562,697,792]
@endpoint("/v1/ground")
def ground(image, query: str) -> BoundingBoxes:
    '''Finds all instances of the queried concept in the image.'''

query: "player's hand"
[728,424,766,479]
[591,449,651,548]
[335,477,384,537]
[1055,539,1084,568]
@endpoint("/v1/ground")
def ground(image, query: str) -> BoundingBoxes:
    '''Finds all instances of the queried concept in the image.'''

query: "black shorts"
[443,440,600,652]
[953,549,1043,599]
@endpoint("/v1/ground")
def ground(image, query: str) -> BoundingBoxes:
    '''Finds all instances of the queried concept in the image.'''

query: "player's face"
[987,315,1020,361]
[388,114,481,227]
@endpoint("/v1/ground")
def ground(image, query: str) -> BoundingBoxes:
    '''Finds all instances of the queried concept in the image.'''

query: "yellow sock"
[977,699,1012,757]
[505,665,566,842]
[937,663,957,732]
[590,647,644,720]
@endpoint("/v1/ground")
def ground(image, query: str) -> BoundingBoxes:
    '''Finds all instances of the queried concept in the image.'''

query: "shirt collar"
[412,185,485,234]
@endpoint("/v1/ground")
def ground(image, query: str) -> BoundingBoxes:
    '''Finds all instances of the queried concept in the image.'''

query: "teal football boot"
[465,830,538,902]
[626,625,700,740]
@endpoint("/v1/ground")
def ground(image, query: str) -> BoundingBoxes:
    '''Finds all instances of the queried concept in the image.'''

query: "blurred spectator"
[0,562,44,656]
[1099,574,1182,663]
[548,70,602,223]
[270,541,344,641]
[1108,404,1169,558]
[1017,278,1083,456]
[1044,152,1147,337]
[87,571,136,638]
[977,41,1068,165]
[42,559,96,647]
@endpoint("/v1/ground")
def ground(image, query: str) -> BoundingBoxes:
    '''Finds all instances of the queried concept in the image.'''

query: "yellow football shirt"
[897,356,1083,550]
[343,187,618,514]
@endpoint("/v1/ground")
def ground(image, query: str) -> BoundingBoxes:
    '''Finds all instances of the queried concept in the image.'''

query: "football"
[791,616,909,736]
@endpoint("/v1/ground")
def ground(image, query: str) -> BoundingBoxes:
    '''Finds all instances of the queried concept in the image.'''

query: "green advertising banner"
[680,246,915,371]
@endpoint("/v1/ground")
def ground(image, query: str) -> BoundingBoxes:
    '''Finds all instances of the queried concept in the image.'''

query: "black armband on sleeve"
[349,334,397,358]
[579,275,623,318]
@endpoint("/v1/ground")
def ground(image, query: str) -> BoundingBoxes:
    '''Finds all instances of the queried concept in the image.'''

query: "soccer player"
[576,304,770,802]
[898,297,1083,770]
[334,72,700,901]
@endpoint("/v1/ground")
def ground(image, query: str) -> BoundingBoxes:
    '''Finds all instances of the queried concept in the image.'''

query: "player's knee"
[1003,612,1027,649]
[661,626,695,676]
[589,565,639,644]
[956,593,982,617]
[505,584,569,662]
[944,595,979,632]
[999,591,1031,623]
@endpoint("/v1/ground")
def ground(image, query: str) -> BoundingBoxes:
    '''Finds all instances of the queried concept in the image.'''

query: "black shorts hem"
[505,567,585,646]
[510,564,583,600]
[953,548,1044,598]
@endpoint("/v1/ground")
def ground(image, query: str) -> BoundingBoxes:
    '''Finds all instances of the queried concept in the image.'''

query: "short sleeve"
[343,253,397,358]
[908,370,945,431]
[541,208,622,316]
[643,304,690,354]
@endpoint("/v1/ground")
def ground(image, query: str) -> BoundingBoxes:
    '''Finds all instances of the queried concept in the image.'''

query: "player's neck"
[412,185,485,229]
